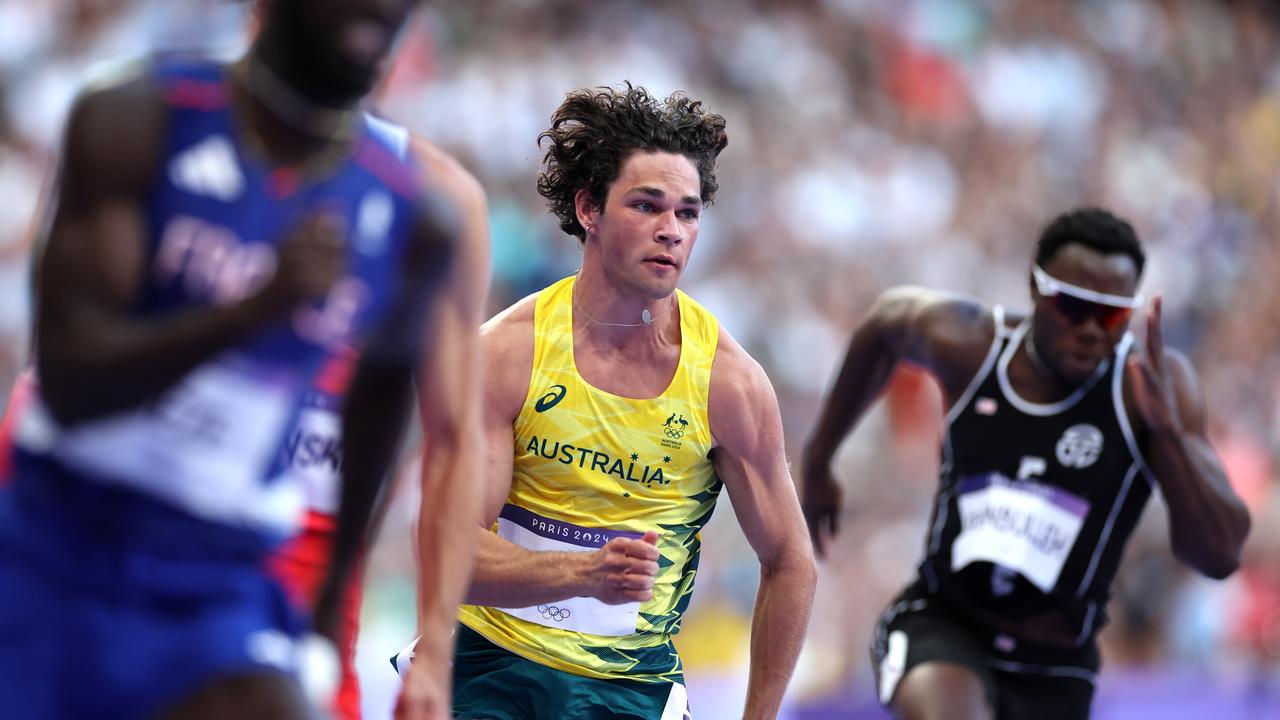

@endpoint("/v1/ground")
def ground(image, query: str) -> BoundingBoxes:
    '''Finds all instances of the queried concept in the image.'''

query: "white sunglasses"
[1032,266,1142,330]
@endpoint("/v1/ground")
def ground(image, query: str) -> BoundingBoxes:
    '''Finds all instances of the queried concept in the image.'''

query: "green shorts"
[451,625,691,720]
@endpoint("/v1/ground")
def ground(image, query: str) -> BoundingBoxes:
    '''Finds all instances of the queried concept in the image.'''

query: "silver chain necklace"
[575,294,674,328]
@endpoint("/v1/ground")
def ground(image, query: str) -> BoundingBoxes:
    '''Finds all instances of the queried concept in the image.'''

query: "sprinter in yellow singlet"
[456,85,815,719]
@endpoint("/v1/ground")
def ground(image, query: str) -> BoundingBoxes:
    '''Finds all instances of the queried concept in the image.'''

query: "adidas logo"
[169,136,244,202]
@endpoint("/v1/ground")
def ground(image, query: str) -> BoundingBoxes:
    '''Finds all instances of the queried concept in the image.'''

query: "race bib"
[495,504,644,637]
[19,357,303,531]
[284,403,343,515]
[951,474,1090,593]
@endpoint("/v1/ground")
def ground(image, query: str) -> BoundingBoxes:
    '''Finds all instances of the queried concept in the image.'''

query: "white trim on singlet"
[1111,333,1157,489]
[929,305,1007,588]
[929,432,954,563]
[364,113,411,160]
[1075,464,1139,600]
[1075,600,1098,646]
[996,321,1110,417]
[928,468,951,556]
[944,305,1008,427]
[922,561,939,593]
[986,658,1097,685]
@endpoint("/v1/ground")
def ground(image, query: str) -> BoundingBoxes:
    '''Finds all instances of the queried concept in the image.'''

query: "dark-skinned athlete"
[0,1,476,718]
[802,207,1250,720]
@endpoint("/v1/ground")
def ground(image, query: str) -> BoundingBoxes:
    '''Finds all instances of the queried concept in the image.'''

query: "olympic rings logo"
[662,413,689,439]
[538,604,572,622]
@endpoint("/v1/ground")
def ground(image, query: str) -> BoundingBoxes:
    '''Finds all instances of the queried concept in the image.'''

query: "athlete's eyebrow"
[626,186,702,206]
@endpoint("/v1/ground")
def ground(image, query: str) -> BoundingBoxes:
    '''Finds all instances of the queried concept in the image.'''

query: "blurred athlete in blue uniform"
[0,1,482,718]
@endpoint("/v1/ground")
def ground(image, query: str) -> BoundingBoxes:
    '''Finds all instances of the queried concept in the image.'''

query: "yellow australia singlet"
[460,275,722,683]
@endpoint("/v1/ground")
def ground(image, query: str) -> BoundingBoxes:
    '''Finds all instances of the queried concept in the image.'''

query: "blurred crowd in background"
[1,0,1278,717]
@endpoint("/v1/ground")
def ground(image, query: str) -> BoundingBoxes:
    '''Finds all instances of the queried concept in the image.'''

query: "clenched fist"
[256,213,347,314]
[580,530,661,605]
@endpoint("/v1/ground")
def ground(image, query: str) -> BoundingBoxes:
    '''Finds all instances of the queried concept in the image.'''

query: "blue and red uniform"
[0,368,36,484]
[268,345,366,720]
[0,58,422,719]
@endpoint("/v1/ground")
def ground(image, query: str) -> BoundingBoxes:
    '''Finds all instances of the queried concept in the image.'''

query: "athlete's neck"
[230,45,361,171]
[1016,331,1090,403]
[572,271,678,345]
[1023,333,1057,381]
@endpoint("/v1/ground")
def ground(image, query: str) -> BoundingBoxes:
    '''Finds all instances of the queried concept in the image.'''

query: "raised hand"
[800,463,843,559]
[584,530,661,605]
[1126,296,1181,434]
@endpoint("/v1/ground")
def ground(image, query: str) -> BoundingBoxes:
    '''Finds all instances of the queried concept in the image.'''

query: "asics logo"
[537,604,572,622]
[534,385,567,413]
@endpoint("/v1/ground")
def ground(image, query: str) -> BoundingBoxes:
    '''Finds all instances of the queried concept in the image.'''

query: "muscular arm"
[407,147,490,670]
[800,287,990,553]
[469,532,659,607]
[463,304,658,608]
[1140,349,1250,579]
[466,427,595,609]
[464,338,611,609]
[314,185,459,640]
[36,76,318,425]
[467,499,660,607]
[710,333,817,720]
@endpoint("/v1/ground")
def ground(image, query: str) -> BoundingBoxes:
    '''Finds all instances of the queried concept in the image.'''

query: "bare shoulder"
[873,286,999,393]
[1159,346,1197,380]
[480,292,540,415]
[1124,342,1200,394]
[71,63,165,131]
[1122,341,1209,439]
[708,325,781,451]
[1152,345,1204,408]
[62,65,167,197]
[40,64,166,304]
[1162,347,1209,435]
[407,136,489,306]
[709,326,770,394]
[876,286,994,348]
[482,291,538,337]
[410,136,487,217]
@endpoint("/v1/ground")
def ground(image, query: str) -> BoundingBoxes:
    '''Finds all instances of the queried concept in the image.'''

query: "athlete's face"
[265,0,414,102]
[579,151,703,300]
[1030,243,1140,384]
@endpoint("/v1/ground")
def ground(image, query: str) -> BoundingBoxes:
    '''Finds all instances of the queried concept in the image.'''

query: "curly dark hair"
[1035,207,1146,277]
[536,83,729,242]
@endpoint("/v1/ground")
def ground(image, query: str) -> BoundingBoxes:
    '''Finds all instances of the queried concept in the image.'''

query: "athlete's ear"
[573,188,601,240]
